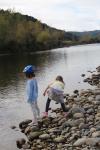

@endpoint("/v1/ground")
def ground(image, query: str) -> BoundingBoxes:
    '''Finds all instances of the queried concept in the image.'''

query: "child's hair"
[56,75,64,84]
[25,72,35,78]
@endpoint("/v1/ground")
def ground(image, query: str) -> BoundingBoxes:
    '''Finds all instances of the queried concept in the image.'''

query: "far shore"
[0,42,100,56]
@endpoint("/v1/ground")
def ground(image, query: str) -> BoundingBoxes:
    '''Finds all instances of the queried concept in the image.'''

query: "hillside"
[0,9,100,54]
[70,30,100,43]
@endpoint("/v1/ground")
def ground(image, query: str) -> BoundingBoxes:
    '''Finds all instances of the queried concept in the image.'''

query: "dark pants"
[45,97,67,112]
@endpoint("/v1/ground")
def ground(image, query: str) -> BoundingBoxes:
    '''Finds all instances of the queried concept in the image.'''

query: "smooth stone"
[83,130,90,136]
[71,127,77,131]
[95,126,100,131]
[69,133,79,141]
[73,113,84,119]
[36,145,43,149]
[79,123,89,130]
[86,108,94,114]
[93,101,100,105]
[92,131,100,137]
[51,134,56,138]
[86,115,94,122]
[58,118,66,126]
[48,128,56,133]
[39,133,50,140]
[81,74,85,77]
[16,138,26,149]
[54,136,65,143]
[95,116,100,122]
[98,106,100,110]
[28,131,43,141]
[73,137,87,146]
[10,125,16,129]
[62,118,84,129]
[19,119,32,129]
[98,110,100,113]
[84,105,91,111]
[64,133,71,138]
[93,90,100,95]
[86,138,100,146]
[90,128,96,133]
[73,90,79,94]
[95,95,100,101]
[68,106,85,114]
[95,113,100,118]
[25,126,39,135]
[81,148,88,150]
[22,143,30,149]
[57,144,63,149]
[88,96,95,102]
[61,128,70,135]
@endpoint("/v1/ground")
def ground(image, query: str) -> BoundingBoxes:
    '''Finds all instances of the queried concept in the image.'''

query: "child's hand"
[43,92,46,96]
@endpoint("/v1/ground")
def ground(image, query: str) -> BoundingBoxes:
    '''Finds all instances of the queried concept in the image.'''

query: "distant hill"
[71,30,100,42]
[0,9,100,54]
[71,30,100,37]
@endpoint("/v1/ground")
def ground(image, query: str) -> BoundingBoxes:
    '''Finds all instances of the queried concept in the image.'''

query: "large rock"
[95,113,100,118]
[73,113,84,119]
[62,118,85,130]
[86,108,94,114]
[95,95,100,101]
[90,127,96,133]
[73,137,87,146]
[93,89,100,95]
[19,119,32,129]
[68,105,85,115]
[16,138,26,149]
[28,131,43,141]
[39,134,50,140]
[25,125,39,135]
[86,138,100,146]
[92,131,100,138]
[54,136,65,143]
[48,127,62,134]
[93,101,100,105]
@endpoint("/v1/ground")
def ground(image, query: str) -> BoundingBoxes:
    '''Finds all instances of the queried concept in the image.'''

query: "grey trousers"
[30,101,40,123]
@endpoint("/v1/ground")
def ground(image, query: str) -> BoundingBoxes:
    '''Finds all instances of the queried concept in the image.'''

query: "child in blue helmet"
[23,65,40,125]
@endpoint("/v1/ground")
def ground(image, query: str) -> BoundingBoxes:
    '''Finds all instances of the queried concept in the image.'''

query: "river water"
[0,44,100,150]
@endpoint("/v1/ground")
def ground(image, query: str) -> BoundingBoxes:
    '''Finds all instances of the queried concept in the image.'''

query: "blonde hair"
[56,75,65,84]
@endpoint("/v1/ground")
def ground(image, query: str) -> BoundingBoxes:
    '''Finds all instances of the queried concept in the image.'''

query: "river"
[0,44,100,150]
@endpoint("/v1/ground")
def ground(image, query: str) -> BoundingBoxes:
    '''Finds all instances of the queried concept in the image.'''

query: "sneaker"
[33,122,38,126]
[42,112,48,117]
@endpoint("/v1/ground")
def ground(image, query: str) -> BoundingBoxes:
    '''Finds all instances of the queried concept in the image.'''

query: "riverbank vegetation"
[0,9,100,54]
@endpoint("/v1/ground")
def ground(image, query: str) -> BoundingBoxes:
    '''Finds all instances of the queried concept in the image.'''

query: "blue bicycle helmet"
[23,65,36,73]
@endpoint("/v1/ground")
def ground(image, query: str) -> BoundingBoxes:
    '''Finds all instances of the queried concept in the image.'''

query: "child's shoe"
[28,119,38,126]
[42,112,48,117]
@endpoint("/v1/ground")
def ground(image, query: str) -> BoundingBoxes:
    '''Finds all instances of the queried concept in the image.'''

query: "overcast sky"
[0,0,100,31]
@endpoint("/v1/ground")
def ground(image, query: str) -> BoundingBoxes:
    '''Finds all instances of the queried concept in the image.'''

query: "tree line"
[0,9,73,53]
[0,9,100,54]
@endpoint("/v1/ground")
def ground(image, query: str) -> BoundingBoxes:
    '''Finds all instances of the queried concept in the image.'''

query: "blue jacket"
[26,78,38,103]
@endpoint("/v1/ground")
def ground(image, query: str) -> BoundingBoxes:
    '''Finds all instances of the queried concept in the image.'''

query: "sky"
[0,0,100,31]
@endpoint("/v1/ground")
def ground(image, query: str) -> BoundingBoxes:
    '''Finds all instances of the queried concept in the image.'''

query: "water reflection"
[0,51,67,86]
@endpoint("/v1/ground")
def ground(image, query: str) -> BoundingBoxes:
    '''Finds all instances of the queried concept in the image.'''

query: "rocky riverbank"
[16,66,100,150]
